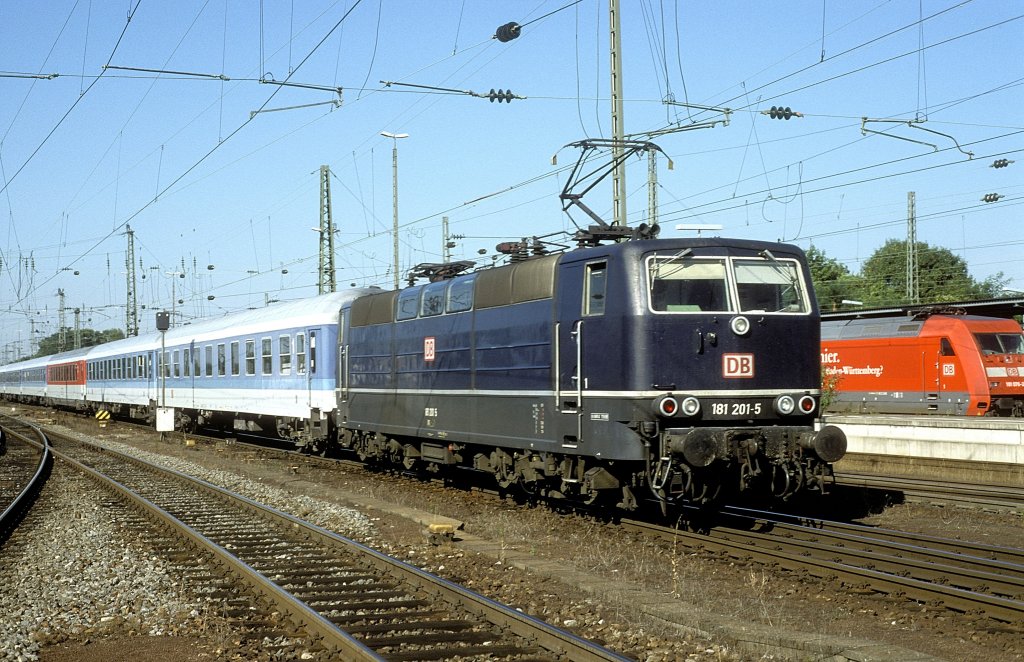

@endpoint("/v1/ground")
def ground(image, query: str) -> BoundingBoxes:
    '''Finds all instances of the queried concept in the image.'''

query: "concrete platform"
[823,414,1024,485]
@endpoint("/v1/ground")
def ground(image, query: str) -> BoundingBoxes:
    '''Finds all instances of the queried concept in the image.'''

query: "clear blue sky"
[2,0,1022,359]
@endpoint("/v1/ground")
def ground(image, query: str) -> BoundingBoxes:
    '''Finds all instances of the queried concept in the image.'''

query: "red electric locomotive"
[821,309,1024,416]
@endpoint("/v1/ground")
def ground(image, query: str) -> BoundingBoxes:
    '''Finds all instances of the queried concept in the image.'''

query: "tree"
[860,239,1007,306]
[805,245,865,312]
[35,327,125,357]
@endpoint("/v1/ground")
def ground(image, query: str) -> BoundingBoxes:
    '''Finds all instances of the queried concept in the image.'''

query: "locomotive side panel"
[821,336,972,415]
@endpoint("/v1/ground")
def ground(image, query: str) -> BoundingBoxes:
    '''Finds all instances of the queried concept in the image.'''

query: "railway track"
[625,506,1024,624]
[41,426,632,662]
[835,471,1024,511]
[0,416,52,544]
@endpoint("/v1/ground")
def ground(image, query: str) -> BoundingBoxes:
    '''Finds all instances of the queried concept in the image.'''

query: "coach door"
[337,312,349,403]
[304,329,319,407]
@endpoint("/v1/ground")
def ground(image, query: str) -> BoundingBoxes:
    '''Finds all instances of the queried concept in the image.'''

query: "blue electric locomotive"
[336,237,846,510]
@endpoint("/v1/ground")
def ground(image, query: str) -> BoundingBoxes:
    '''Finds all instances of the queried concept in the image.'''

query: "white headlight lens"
[775,395,795,415]
[730,316,750,336]
[680,396,701,417]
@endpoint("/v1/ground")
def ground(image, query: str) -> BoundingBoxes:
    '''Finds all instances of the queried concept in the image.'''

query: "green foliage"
[859,239,1007,306]
[807,240,1008,310]
[805,245,865,312]
[35,328,125,357]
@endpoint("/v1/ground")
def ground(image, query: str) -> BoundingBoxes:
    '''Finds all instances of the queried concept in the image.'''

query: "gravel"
[0,471,214,662]
[7,412,1023,661]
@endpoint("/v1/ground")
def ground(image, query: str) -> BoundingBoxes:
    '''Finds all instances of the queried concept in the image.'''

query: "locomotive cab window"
[734,259,809,313]
[974,332,1024,355]
[940,337,956,356]
[648,258,729,312]
[584,262,607,316]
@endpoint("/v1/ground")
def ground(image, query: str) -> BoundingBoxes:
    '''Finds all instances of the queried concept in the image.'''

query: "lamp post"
[380,131,409,290]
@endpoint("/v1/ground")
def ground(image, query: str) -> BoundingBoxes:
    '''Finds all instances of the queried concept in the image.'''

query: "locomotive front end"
[640,241,845,503]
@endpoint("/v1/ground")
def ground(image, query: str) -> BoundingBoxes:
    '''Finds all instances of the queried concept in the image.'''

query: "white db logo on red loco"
[723,353,754,378]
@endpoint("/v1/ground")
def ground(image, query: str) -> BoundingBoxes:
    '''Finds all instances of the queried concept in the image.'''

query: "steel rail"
[47,429,630,661]
[0,416,53,542]
[47,442,384,660]
[622,517,1024,623]
[836,472,1023,509]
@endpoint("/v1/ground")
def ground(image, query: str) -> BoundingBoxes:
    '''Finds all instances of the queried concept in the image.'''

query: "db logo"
[424,337,436,362]
[723,353,754,378]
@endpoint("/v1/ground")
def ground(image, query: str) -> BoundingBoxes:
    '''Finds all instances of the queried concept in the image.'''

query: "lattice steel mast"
[318,164,336,294]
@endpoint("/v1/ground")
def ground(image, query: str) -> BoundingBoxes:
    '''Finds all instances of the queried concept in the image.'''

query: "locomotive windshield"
[647,254,809,314]
[974,332,1024,355]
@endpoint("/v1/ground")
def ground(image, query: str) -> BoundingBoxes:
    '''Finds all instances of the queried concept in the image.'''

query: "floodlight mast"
[380,131,409,290]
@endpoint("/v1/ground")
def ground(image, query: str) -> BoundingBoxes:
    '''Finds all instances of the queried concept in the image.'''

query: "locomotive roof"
[571,236,807,259]
[821,313,1020,340]
[821,296,1024,321]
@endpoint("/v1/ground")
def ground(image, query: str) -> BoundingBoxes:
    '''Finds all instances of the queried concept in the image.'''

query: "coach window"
[261,338,272,374]
[396,288,422,321]
[421,281,446,317]
[217,344,226,376]
[296,333,307,375]
[230,341,240,376]
[204,345,213,377]
[183,348,191,377]
[245,340,256,376]
[173,350,181,378]
[192,349,201,376]
[584,262,607,316]
[447,276,475,313]
[280,336,292,375]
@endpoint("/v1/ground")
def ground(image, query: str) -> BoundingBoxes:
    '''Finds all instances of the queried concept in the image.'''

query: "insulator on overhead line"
[981,193,1004,203]
[487,88,515,103]
[495,22,521,42]
[991,159,1014,168]
[765,105,802,119]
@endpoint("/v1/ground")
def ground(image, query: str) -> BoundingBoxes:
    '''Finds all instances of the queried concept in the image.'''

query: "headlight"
[798,395,816,414]
[730,315,750,336]
[680,396,701,417]
[774,394,795,415]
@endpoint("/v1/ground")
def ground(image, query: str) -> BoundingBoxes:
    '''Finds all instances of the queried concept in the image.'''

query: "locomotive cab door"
[555,259,608,447]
